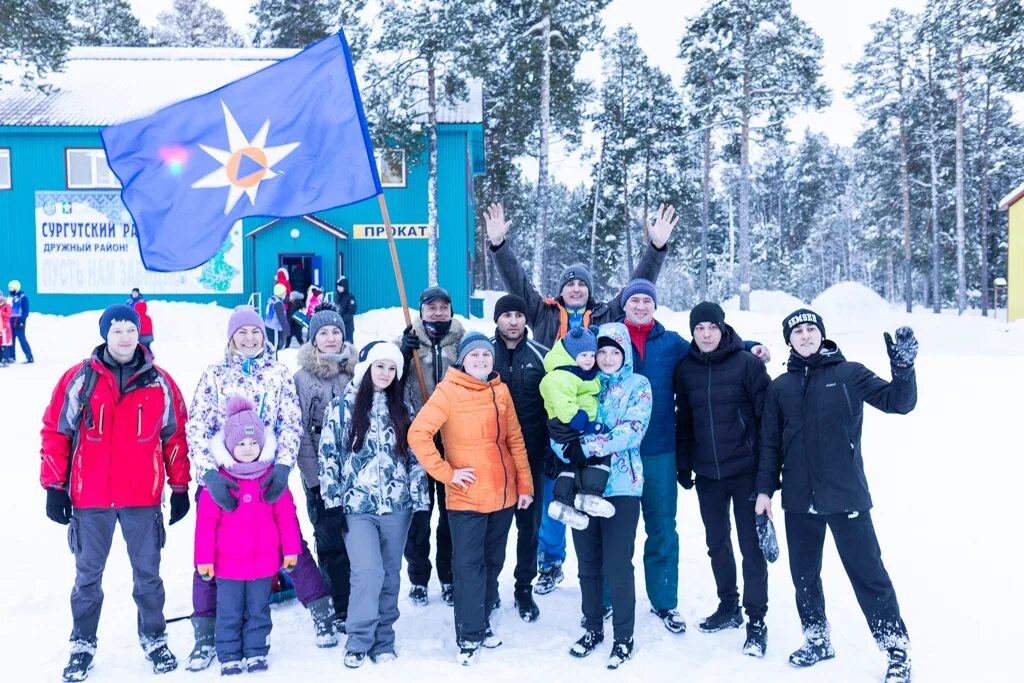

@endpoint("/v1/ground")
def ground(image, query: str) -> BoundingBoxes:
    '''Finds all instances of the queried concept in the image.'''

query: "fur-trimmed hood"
[210,425,278,473]
[297,341,356,379]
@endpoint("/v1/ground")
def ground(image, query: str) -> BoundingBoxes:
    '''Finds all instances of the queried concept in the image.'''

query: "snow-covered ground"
[3,283,1020,682]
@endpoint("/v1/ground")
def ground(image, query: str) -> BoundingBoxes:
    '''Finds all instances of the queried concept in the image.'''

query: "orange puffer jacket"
[409,367,533,513]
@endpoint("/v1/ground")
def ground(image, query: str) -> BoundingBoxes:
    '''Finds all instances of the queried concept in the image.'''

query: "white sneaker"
[575,494,615,518]
[456,642,481,666]
[548,500,590,530]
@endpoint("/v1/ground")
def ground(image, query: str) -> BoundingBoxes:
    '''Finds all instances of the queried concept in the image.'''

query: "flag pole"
[378,194,428,405]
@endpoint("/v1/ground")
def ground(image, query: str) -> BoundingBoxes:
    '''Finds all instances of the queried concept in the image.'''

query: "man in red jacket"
[40,304,191,682]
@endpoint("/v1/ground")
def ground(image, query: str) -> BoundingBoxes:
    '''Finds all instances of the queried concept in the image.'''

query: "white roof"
[999,179,1024,211]
[0,46,482,127]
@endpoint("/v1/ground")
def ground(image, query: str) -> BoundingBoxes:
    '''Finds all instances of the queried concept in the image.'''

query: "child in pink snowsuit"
[0,295,12,366]
[194,396,302,676]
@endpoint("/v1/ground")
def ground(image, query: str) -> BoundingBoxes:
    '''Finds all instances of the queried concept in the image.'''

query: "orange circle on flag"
[226,147,268,188]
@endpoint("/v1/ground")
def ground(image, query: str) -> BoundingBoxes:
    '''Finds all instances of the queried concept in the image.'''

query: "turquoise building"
[0,47,485,316]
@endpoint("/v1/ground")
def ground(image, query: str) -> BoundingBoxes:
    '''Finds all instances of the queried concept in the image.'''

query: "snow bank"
[721,290,806,316]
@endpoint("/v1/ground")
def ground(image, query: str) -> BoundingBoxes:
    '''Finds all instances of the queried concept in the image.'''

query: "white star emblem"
[190,101,300,215]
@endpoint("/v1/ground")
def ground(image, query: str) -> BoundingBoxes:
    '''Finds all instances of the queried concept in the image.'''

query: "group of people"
[2,279,33,365]
[265,269,357,351]
[37,202,919,683]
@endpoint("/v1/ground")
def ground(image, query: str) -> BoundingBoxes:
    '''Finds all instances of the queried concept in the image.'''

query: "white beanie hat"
[353,341,405,386]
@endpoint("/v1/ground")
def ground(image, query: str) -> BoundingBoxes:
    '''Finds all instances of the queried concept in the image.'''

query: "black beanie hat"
[782,308,825,344]
[99,304,140,339]
[493,294,528,322]
[689,301,725,334]
[597,335,624,356]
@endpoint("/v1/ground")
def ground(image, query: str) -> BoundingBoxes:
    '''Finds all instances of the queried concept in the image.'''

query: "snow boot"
[482,628,503,649]
[699,603,743,633]
[456,641,481,666]
[514,586,540,622]
[344,651,366,669]
[885,647,912,682]
[62,639,96,682]
[440,582,455,606]
[409,584,428,606]
[788,634,835,668]
[569,630,604,658]
[535,564,564,595]
[606,637,634,670]
[756,513,780,563]
[651,608,687,634]
[743,620,768,658]
[575,493,615,518]
[548,500,589,530]
[371,652,397,664]
[309,596,339,648]
[141,636,178,675]
[333,612,347,635]
[245,656,269,673]
[220,661,244,676]
[186,616,216,672]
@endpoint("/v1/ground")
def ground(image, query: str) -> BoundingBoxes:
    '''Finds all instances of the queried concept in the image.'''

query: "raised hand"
[884,326,918,368]
[483,202,512,246]
[648,204,680,248]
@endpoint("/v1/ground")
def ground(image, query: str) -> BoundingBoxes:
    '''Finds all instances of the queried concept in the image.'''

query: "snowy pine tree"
[151,0,246,48]
[250,0,343,49]
[0,0,71,91]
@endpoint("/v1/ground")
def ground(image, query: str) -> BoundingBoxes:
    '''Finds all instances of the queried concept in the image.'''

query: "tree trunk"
[590,131,606,275]
[886,251,895,304]
[623,156,633,277]
[427,54,439,286]
[533,12,552,290]
[642,150,651,245]
[739,73,751,311]
[927,51,942,314]
[700,126,711,300]
[954,43,967,313]
[979,81,992,316]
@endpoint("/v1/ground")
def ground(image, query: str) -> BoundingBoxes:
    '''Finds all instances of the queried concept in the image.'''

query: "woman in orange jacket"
[408,332,534,666]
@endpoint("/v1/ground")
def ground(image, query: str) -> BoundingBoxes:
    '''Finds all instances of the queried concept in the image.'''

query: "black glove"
[400,324,421,360]
[262,464,292,503]
[46,487,72,525]
[755,513,780,563]
[169,491,191,525]
[562,439,588,468]
[676,469,694,490]
[884,326,918,368]
[544,456,561,480]
[202,470,240,512]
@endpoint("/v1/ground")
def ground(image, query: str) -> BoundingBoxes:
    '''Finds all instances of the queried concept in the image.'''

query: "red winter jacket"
[40,346,190,508]
[135,301,154,337]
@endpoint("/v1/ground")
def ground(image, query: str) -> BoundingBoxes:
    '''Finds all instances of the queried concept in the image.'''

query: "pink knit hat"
[223,396,266,454]
[227,305,264,341]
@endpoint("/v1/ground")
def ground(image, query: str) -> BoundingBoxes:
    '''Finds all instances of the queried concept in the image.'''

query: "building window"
[375,148,406,188]
[0,149,10,190]
[66,149,121,189]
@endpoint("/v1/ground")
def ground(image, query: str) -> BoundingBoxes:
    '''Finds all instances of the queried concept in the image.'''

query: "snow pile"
[811,282,895,332]
[722,290,807,316]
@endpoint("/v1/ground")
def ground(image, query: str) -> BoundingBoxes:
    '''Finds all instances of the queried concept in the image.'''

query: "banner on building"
[35,191,243,294]
[352,224,430,239]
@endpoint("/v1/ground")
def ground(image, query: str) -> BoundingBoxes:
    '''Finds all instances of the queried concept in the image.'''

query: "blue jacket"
[581,323,653,497]
[10,292,28,321]
[626,320,687,458]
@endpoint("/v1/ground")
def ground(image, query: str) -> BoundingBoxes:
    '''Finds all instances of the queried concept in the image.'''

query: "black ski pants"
[785,510,909,649]
[695,472,768,621]
[404,477,453,586]
[512,461,544,591]
[448,506,515,644]
[304,484,351,618]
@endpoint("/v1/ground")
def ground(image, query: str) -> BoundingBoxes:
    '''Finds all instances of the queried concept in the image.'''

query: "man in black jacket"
[489,294,550,622]
[756,309,917,683]
[675,302,771,657]
[334,277,357,343]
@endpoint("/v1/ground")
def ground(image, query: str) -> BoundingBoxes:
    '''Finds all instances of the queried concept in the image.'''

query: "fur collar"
[297,342,355,379]
[210,427,279,470]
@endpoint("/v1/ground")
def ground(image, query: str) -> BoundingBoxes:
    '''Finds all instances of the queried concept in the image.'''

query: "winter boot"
[333,612,347,635]
[440,582,455,606]
[755,513,780,563]
[535,564,564,595]
[699,603,743,633]
[514,586,540,622]
[743,620,768,658]
[885,647,912,682]
[651,608,687,634]
[344,651,367,669]
[482,628,503,649]
[62,639,96,682]
[372,652,397,664]
[456,641,481,666]
[245,656,269,673]
[569,630,604,658]
[141,635,178,675]
[575,493,615,518]
[788,632,835,668]
[220,661,244,676]
[309,596,339,648]
[548,500,590,530]
[186,616,216,672]
[606,638,634,670]
[409,584,429,606]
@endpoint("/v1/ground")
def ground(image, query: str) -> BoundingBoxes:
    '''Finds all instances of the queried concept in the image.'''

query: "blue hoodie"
[581,322,653,497]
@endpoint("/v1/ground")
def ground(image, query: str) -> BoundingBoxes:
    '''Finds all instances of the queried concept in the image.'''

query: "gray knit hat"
[456,332,494,366]
[309,303,345,343]
[557,263,592,294]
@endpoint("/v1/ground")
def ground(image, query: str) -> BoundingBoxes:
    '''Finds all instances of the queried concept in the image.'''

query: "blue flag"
[101,31,382,272]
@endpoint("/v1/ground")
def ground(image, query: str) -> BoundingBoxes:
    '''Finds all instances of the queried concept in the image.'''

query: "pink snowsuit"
[194,469,302,580]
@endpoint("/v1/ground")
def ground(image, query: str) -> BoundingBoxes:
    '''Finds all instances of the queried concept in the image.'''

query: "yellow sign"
[352,224,431,239]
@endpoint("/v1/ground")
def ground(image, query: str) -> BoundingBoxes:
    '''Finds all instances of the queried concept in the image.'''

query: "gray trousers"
[342,511,413,656]
[68,506,167,645]
[215,578,272,662]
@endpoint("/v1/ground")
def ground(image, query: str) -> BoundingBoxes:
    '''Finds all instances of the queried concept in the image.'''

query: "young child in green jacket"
[539,326,611,530]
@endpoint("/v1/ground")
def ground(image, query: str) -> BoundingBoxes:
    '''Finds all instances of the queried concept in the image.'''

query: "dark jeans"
[512,463,544,590]
[448,506,515,644]
[304,484,351,617]
[785,510,909,649]
[68,507,167,644]
[573,496,641,641]
[404,477,453,586]
[695,472,768,621]
[12,321,32,361]
[215,578,272,662]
